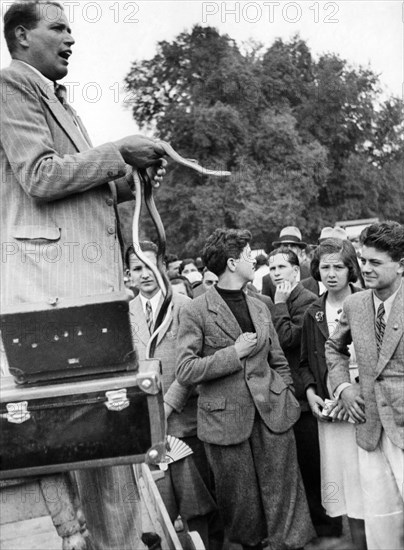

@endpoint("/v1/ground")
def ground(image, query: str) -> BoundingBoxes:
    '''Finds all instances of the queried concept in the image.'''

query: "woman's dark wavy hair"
[178,258,197,275]
[202,228,252,277]
[360,221,404,262]
[311,238,359,283]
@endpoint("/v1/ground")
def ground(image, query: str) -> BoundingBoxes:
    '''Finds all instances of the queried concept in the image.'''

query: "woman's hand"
[306,387,326,421]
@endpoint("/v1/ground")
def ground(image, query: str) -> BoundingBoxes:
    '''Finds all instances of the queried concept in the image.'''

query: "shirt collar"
[139,290,162,318]
[373,281,402,321]
[18,61,54,90]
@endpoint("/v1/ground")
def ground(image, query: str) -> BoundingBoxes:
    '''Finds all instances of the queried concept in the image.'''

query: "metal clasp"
[6,401,31,424]
[105,388,129,412]
[137,373,161,395]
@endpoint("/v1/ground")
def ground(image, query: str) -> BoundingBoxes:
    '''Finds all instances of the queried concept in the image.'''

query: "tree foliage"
[121,28,404,255]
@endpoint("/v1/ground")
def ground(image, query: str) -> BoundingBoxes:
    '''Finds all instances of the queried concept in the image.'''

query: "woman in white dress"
[300,238,367,549]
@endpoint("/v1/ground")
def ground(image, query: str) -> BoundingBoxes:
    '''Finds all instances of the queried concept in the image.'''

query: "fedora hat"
[318,226,348,243]
[272,226,307,248]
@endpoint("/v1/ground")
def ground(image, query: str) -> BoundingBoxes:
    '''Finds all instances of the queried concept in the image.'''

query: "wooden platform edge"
[133,463,183,550]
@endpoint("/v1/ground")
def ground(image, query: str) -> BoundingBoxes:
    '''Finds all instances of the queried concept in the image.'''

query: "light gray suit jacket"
[326,284,404,451]
[0,60,131,307]
[130,293,197,437]
[176,287,300,445]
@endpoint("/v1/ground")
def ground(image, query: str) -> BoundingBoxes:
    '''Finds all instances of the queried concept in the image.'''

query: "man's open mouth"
[59,51,72,60]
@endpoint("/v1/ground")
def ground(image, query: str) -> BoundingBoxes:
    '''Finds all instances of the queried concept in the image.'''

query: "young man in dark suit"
[176,228,315,550]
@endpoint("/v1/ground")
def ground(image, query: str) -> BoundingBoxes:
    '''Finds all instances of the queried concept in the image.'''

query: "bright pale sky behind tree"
[0,1,402,145]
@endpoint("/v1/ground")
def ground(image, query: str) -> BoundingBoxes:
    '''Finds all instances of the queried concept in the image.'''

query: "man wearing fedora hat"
[262,227,311,299]
[318,227,348,242]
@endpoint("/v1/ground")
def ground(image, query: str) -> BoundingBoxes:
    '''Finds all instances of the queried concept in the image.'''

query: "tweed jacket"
[326,284,404,451]
[130,293,197,437]
[271,283,317,405]
[300,285,362,401]
[176,287,300,445]
[0,61,131,307]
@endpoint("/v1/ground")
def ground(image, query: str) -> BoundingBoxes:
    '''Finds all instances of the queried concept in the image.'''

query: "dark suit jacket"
[299,285,362,401]
[176,287,300,445]
[301,276,320,296]
[326,284,404,451]
[0,60,131,307]
[271,284,317,405]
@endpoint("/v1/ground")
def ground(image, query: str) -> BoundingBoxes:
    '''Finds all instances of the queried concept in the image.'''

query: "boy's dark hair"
[311,238,359,283]
[255,254,268,268]
[4,1,63,54]
[125,241,158,270]
[360,221,404,262]
[268,247,300,267]
[202,228,252,277]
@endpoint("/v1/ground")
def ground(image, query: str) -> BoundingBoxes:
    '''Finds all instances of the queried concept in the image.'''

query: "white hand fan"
[158,435,193,471]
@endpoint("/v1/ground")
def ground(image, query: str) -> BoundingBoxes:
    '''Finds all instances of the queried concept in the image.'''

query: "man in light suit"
[1,3,166,548]
[326,221,404,549]
[127,241,220,547]
[176,228,315,550]
[1,1,165,308]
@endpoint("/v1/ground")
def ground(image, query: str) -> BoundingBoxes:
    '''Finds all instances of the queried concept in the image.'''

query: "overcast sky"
[1,1,402,145]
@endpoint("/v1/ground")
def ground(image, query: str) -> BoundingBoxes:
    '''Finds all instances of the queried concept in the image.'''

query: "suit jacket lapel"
[206,288,242,341]
[246,294,267,350]
[42,95,90,151]
[74,111,93,147]
[376,285,404,375]
[308,296,329,341]
[129,297,150,348]
[360,291,379,371]
[12,61,90,152]
[155,297,174,346]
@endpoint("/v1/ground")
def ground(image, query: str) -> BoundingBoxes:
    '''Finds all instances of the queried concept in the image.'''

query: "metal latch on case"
[105,388,129,411]
[137,373,160,395]
[6,401,31,424]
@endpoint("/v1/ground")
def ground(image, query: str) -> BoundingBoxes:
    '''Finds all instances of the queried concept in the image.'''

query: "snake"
[129,141,231,359]
[156,140,231,178]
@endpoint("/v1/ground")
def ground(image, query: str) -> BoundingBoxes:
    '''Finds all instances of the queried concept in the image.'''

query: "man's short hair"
[360,221,404,263]
[125,241,158,269]
[268,247,300,268]
[202,228,252,277]
[311,238,359,283]
[166,253,179,265]
[4,1,63,54]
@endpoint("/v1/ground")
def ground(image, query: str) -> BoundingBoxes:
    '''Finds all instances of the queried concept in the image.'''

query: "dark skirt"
[205,415,316,549]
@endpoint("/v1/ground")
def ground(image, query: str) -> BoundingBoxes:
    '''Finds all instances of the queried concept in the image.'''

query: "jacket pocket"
[199,398,226,412]
[270,375,288,394]
[13,226,61,241]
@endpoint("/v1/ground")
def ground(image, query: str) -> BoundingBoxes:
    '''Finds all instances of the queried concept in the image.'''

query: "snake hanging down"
[128,141,231,359]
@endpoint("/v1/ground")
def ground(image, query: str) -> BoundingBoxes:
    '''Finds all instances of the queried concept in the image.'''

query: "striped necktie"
[54,83,68,107]
[145,300,153,334]
[375,302,386,354]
